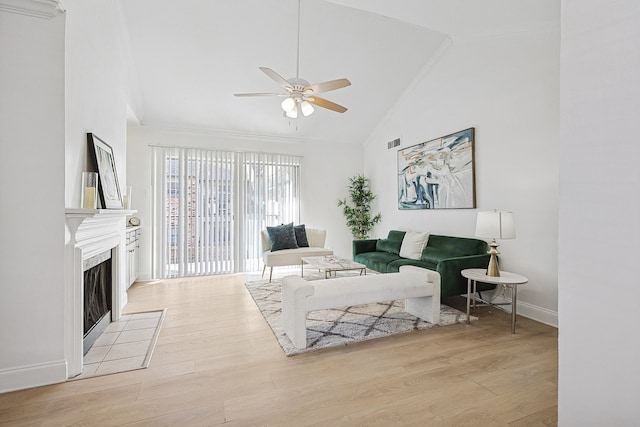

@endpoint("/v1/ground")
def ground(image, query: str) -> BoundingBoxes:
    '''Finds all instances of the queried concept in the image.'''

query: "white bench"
[282,265,441,349]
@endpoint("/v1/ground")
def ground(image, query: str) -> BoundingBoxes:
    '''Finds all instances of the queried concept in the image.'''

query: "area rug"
[244,274,472,356]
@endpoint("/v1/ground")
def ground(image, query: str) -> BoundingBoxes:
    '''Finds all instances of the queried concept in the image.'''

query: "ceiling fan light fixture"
[281,97,296,113]
[285,107,298,119]
[234,0,350,118]
[300,100,314,116]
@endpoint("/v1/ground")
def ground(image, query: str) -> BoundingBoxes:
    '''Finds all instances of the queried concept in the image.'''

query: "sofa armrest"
[352,239,378,258]
[435,254,492,297]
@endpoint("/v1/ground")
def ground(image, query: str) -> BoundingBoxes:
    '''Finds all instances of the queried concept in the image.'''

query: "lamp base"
[486,240,500,277]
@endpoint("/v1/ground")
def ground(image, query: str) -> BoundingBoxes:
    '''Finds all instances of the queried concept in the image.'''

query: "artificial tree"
[337,174,382,239]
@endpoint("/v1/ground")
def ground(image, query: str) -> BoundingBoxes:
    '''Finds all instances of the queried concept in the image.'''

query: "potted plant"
[338,174,382,239]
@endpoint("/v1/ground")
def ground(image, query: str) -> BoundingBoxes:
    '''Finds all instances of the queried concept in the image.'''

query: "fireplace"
[65,209,132,378]
[83,250,112,354]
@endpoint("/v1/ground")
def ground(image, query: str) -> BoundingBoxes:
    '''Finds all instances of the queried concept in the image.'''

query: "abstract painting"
[398,128,476,210]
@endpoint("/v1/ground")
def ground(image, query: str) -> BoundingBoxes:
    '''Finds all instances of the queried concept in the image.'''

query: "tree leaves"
[337,174,382,239]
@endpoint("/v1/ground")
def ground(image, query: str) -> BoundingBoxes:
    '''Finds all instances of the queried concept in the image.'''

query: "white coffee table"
[461,268,528,334]
[301,255,367,279]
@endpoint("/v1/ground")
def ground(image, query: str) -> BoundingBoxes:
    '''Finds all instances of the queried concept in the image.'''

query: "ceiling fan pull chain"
[296,0,301,79]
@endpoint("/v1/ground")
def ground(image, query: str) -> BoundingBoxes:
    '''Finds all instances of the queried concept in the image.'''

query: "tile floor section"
[72,310,165,380]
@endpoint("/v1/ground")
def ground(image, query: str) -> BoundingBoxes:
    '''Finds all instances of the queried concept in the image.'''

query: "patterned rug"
[244,273,472,356]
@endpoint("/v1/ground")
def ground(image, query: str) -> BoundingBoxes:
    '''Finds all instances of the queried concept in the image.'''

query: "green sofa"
[353,230,494,298]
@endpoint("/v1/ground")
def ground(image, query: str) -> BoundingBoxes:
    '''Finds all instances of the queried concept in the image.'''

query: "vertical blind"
[151,146,301,279]
[237,152,301,272]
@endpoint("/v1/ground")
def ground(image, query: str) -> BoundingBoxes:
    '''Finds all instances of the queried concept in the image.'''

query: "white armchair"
[261,227,333,282]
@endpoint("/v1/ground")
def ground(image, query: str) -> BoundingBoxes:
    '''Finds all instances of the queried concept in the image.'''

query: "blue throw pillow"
[267,223,298,252]
[294,224,309,247]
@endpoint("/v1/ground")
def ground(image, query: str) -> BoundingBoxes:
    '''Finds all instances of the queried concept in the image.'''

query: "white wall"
[363,24,560,325]
[558,1,640,424]
[0,0,135,392]
[0,9,67,391]
[64,0,131,208]
[126,125,364,280]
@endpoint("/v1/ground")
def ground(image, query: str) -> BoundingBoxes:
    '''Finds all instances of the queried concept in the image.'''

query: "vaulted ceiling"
[119,0,557,144]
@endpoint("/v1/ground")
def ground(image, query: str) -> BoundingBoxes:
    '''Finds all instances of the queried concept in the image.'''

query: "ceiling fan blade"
[259,67,293,91]
[234,92,288,97]
[307,96,348,113]
[306,78,351,94]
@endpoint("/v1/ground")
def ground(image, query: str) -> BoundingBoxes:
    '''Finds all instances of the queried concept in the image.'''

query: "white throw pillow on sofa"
[399,231,430,260]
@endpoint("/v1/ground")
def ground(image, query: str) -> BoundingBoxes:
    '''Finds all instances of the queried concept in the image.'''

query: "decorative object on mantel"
[81,171,98,209]
[244,273,473,356]
[397,128,476,210]
[129,217,140,227]
[337,174,381,239]
[475,210,516,277]
[123,185,133,210]
[88,133,123,209]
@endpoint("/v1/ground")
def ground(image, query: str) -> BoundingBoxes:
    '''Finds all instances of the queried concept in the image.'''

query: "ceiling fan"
[234,0,351,119]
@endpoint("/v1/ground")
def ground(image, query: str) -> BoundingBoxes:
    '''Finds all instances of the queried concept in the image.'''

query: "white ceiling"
[119,0,557,144]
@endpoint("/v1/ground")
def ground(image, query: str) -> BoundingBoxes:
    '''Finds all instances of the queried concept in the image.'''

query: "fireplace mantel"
[64,208,136,378]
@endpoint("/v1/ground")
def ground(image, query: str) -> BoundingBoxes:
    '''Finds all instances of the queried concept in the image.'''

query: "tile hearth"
[72,310,165,380]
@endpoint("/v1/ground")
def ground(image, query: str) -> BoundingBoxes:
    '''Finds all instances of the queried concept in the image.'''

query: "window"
[152,147,301,278]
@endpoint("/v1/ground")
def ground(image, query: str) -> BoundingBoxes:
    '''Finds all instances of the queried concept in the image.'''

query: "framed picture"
[88,133,123,209]
[397,127,476,210]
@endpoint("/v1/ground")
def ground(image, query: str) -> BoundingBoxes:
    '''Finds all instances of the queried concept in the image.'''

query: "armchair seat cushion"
[263,246,333,267]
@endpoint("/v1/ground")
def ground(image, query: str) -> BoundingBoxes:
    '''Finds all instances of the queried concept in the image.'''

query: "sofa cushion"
[376,229,406,254]
[420,247,461,264]
[427,234,487,256]
[294,224,309,247]
[376,239,402,255]
[267,223,298,251]
[387,230,407,241]
[399,231,430,260]
[354,251,401,273]
[387,258,437,273]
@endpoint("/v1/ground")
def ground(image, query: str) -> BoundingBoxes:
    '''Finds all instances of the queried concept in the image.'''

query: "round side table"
[461,268,528,334]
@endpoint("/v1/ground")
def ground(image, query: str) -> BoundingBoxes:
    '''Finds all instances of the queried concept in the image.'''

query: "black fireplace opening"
[83,250,112,355]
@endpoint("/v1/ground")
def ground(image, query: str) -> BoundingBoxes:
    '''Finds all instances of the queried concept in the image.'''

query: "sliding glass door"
[151,147,300,278]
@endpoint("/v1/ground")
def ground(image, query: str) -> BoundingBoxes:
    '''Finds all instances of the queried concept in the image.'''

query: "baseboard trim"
[136,273,153,282]
[0,359,67,393]
[489,295,558,328]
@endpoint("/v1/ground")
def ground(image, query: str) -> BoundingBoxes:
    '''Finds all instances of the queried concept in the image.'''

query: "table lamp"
[475,210,515,277]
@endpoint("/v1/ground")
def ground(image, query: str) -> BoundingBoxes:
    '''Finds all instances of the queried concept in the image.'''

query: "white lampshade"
[285,106,298,119]
[300,100,314,116]
[281,97,296,113]
[475,210,516,239]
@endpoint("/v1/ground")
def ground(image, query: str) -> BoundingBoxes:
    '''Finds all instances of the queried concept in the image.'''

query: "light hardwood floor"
[0,273,558,426]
